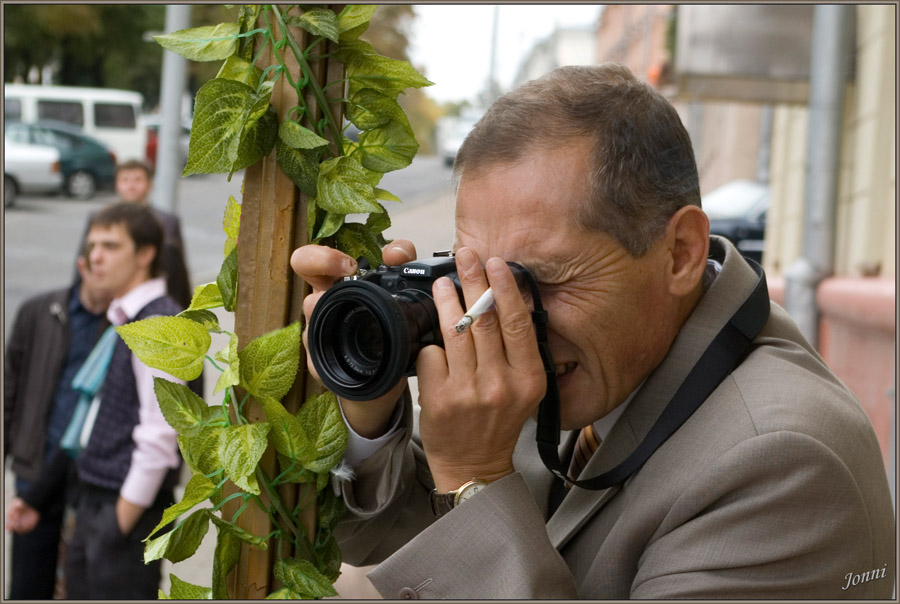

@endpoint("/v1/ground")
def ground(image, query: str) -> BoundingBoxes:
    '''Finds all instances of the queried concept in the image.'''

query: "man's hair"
[89,201,164,276]
[454,63,701,257]
[115,158,154,180]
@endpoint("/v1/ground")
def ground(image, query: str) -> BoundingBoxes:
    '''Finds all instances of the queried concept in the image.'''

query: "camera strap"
[526,258,770,491]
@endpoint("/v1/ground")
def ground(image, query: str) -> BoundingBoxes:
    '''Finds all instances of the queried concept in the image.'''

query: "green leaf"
[298,390,348,474]
[183,79,277,177]
[168,574,213,600]
[223,195,241,257]
[147,473,217,540]
[274,557,338,599]
[218,423,271,495]
[316,534,343,581]
[178,309,221,332]
[216,55,261,89]
[144,508,210,564]
[238,322,302,400]
[315,212,345,242]
[116,317,210,381]
[335,222,384,269]
[307,197,320,242]
[358,119,419,173]
[260,396,310,461]
[279,120,329,150]
[337,5,377,37]
[232,105,278,177]
[213,333,240,394]
[154,377,211,434]
[211,525,241,599]
[188,283,224,311]
[317,156,382,215]
[207,513,269,549]
[154,23,240,62]
[178,424,223,477]
[374,187,402,202]
[276,141,320,197]
[317,486,347,533]
[292,8,339,43]
[346,88,410,131]
[217,247,238,313]
[339,40,433,99]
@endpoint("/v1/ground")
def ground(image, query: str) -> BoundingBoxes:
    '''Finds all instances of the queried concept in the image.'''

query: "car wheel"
[4,175,16,207]
[66,170,97,200]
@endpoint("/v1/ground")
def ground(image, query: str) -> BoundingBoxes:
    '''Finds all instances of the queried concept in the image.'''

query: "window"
[5,99,22,121]
[38,100,84,126]
[4,123,29,143]
[94,102,136,128]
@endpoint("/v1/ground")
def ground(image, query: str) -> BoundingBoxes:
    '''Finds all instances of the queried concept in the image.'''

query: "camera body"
[307,254,529,402]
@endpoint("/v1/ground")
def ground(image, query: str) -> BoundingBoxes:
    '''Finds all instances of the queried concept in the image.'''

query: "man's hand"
[116,497,145,537]
[5,498,40,534]
[417,248,547,492]
[290,240,418,439]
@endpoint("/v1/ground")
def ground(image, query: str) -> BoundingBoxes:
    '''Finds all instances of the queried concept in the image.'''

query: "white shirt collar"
[107,277,168,326]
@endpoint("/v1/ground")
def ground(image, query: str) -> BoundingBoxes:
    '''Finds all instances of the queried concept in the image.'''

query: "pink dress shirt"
[107,277,184,508]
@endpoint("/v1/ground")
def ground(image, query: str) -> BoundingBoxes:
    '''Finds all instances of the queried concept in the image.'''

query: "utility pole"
[154,5,191,213]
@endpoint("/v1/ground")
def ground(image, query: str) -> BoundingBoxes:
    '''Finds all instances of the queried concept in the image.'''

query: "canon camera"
[307,254,531,401]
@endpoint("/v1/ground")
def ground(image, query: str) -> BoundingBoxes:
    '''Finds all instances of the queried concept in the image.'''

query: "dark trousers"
[65,485,173,599]
[9,503,64,599]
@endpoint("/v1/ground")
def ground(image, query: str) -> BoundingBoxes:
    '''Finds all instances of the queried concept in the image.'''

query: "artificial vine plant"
[114,5,431,599]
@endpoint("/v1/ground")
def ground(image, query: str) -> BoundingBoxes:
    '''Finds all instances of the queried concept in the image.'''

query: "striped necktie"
[566,423,600,487]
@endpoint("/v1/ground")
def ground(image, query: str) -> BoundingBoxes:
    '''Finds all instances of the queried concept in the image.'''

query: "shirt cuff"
[339,396,404,468]
[120,465,168,508]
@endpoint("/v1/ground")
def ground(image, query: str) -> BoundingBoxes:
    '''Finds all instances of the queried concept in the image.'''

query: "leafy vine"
[114,5,431,598]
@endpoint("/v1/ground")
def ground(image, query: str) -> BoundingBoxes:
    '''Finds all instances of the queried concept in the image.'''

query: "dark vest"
[76,295,185,494]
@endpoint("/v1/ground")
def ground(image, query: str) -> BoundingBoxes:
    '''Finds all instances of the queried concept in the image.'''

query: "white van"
[5,84,147,163]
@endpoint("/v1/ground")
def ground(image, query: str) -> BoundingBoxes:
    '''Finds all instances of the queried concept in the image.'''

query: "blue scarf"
[60,325,118,458]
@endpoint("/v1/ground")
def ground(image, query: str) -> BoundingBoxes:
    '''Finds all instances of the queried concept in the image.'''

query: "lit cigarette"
[454,288,495,333]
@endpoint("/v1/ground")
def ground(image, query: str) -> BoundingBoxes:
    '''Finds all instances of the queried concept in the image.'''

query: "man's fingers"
[290,245,357,292]
[382,239,417,266]
[485,257,542,369]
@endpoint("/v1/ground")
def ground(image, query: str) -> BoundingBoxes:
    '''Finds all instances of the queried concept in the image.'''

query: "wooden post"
[224,5,346,597]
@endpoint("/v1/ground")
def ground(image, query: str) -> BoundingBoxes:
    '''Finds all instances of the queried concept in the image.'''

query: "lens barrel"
[307,279,440,401]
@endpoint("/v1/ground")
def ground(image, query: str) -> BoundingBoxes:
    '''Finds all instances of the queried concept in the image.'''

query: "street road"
[2,155,454,334]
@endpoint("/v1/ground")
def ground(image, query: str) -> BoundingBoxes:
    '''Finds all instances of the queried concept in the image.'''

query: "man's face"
[86,223,151,299]
[453,140,678,430]
[115,168,151,204]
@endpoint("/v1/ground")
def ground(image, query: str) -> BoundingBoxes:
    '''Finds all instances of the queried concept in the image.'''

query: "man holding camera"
[291,64,894,598]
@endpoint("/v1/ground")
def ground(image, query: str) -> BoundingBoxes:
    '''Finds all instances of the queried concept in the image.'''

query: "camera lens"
[308,280,440,401]
[338,306,384,377]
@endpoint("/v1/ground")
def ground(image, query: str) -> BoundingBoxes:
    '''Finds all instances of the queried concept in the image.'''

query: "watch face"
[456,481,486,505]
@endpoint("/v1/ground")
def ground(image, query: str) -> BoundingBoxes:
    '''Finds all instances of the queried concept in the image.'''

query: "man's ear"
[663,205,709,297]
[135,245,157,272]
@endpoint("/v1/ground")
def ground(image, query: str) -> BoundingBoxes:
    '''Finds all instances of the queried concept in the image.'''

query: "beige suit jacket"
[334,236,895,599]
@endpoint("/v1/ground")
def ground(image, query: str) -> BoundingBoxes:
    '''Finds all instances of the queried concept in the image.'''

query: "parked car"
[703,179,769,264]
[3,138,64,207]
[5,83,147,162]
[5,120,117,199]
[144,113,191,169]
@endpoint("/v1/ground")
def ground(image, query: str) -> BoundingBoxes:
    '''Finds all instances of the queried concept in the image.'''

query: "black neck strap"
[524,257,770,491]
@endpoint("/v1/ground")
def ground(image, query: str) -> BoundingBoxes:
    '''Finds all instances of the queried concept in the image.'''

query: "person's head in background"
[115,159,154,205]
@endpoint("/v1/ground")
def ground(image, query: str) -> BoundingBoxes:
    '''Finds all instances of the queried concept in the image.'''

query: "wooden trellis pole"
[224,5,346,597]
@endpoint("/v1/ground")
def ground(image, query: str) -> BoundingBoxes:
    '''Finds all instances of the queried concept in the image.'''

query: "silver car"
[4,138,63,207]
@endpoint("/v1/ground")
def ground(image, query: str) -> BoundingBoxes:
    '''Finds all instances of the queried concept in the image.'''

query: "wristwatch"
[429,479,488,517]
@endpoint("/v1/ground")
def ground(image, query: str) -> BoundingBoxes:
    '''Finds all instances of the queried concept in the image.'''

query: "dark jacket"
[4,286,107,482]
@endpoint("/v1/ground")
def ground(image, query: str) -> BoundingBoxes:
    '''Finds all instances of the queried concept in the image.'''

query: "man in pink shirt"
[65,201,188,598]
